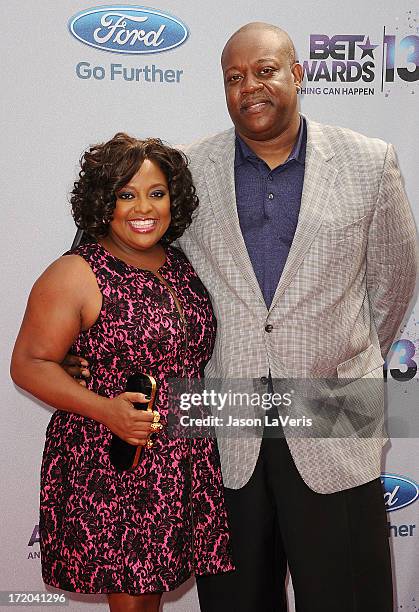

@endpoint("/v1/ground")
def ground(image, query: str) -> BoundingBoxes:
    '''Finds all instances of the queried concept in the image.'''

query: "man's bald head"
[221,22,297,68]
[220,21,303,143]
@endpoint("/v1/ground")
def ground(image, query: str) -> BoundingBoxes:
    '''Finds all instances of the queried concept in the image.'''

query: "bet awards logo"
[301,27,419,96]
[303,35,378,83]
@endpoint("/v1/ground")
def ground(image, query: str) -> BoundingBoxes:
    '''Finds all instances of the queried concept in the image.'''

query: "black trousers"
[196,436,392,612]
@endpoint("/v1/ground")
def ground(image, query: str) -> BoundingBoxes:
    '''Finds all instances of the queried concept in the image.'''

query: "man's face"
[221,29,302,142]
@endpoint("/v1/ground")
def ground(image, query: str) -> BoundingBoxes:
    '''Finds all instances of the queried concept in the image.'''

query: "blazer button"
[265,324,273,332]
[260,376,269,385]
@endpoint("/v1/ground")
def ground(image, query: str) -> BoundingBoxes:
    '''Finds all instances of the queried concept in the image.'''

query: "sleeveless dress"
[39,241,234,594]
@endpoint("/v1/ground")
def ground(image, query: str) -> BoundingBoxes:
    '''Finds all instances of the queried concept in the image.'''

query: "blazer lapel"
[205,130,266,306]
[269,119,338,312]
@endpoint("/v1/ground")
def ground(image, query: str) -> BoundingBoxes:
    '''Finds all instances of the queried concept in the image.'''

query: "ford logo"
[381,474,418,512]
[69,6,189,54]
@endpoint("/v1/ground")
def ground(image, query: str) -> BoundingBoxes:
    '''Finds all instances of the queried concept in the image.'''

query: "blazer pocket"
[337,344,384,379]
[320,214,370,243]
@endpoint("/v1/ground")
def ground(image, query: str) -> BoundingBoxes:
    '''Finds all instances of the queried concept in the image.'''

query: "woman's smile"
[127,218,159,233]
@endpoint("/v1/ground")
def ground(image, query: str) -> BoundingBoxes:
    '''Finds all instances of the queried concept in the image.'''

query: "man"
[177,23,417,612]
[69,22,417,612]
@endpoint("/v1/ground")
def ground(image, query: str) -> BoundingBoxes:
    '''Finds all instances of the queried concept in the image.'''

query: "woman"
[11,133,234,611]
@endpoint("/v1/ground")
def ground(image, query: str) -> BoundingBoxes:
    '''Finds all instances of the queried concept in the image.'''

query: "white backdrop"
[2,1,418,610]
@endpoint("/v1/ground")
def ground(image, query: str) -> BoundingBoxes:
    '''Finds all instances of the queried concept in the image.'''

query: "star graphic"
[357,36,379,59]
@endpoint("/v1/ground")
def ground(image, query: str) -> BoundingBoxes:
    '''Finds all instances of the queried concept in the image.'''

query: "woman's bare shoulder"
[32,254,99,296]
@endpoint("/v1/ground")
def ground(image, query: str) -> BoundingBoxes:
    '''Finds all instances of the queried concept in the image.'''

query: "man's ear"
[292,62,304,89]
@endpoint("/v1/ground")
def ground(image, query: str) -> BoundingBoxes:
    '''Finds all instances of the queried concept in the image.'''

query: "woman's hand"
[104,392,154,445]
[61,354,90,386]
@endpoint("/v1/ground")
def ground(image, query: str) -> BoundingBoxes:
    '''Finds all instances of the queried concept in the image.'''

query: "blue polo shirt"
[234,117,307,308]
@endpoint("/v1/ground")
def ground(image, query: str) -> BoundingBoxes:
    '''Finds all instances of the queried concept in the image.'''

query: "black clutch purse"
[109,373,159,472]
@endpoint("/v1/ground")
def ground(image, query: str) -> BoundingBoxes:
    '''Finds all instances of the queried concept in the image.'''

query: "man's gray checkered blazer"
[177,117,417,493]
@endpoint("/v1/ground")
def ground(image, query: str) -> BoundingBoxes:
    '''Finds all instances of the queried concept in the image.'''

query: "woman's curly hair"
[71,132,198,244]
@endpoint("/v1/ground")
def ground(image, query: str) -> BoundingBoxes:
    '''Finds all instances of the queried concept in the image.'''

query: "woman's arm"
[10,255,152,445]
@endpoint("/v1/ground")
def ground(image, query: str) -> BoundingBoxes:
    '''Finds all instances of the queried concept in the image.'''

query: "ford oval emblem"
[381,474,418,512]
[69,6,189,54]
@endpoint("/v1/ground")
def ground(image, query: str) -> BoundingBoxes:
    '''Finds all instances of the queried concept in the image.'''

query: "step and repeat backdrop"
[2,1,418,610]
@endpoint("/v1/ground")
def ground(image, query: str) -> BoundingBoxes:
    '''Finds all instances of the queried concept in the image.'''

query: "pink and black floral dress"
[39,241,234,594]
